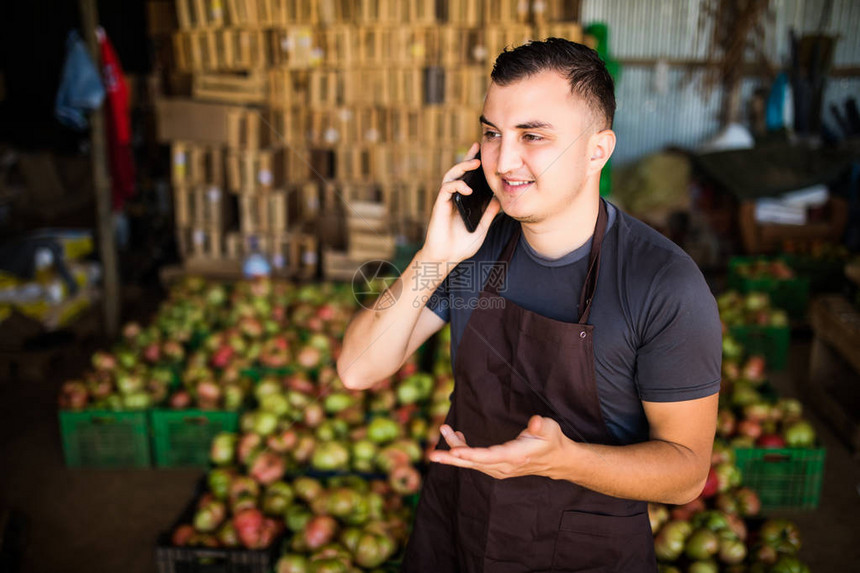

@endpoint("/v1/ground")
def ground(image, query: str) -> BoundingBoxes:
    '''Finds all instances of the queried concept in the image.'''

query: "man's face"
[480,70,598,224]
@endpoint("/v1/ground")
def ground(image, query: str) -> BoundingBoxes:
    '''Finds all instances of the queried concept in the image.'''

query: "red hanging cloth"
[98,28,136,211]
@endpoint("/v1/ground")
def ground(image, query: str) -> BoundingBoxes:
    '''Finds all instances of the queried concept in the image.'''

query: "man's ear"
[587,129,616,176]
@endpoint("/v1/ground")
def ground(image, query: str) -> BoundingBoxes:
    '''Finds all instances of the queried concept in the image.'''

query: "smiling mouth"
[501,178,534,193]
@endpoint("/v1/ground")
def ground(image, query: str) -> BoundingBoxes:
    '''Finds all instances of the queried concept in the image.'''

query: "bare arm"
[338,143,501,389]
[554,394,718,504]
[431,393,718,505]
[336,264,447,389]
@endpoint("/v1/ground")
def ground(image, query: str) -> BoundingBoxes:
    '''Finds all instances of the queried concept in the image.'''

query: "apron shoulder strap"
[483,224,521,295]
[577,199,608,324]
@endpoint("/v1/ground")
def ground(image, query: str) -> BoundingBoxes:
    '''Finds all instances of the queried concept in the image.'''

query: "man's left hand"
[428,415,570,480]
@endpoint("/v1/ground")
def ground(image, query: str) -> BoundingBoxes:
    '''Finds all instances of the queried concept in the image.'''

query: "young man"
[337,38,721,572]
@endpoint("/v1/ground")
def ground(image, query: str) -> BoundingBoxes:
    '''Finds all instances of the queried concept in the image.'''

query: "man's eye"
[524,133,543,142]
[482,131,499,139]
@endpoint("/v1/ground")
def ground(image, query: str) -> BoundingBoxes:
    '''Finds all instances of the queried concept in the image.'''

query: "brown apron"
[404,200,657,572]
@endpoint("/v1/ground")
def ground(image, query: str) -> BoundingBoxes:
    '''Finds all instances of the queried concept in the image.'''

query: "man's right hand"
[422,142,502,265]
[338,144,499,390]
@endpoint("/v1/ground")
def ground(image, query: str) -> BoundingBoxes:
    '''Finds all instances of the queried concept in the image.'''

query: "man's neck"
[519,192,601,260]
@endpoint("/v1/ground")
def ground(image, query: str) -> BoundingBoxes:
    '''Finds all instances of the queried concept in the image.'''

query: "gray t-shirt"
[426,201,722,445]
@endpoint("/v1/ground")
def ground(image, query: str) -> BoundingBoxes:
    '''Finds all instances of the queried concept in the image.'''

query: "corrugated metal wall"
[580,0,860,165]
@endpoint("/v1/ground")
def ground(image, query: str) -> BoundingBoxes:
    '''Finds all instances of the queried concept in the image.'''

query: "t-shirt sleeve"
[426,277,451,323]
[634,257,722,402]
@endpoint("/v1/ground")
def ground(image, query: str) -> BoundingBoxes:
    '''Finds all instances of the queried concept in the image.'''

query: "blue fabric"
[766,72,790,132]
[55,30,105,131]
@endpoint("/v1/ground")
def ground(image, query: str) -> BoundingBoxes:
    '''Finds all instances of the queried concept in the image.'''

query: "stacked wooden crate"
[163,0,582,278]
[165,0,322,278]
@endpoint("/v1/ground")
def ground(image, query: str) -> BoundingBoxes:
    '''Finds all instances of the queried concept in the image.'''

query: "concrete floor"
[1,315,859,572]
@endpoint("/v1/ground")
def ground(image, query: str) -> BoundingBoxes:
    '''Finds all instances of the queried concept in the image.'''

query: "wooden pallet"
[443,66,488,107]
[484,0,530,25]
[322,247,379,281]
[226,148,310,192]
[227,108,263,150]
[267,68,310,108]
[308,109,346,147]
[438,26,474,67]
[237,190,290,234]
[172,32,190,71]
[423,106,481,145]
[237,193,268,233]
[386,108,424,143]
[357,0,405,25]
[357,26,390,66]
[481,25,535,69]
[309,69,345,108]
[218,28,269,71]
[352,25,439,66]
[348,231,396,262]
[408,0,437,24]
[227,231,317,278]
[333,147,376,182]
[532,0,582,25]
[227,149,271,192]
[318,25,357,67]
[171,142,225,186]
[225,231,274,260]
[193,72,267,104]
[292,233,319,278]
[444,0,482,25]
[296,180,321,220]
[225,0,269,27]
[175,0,227,29]
[535,22,584,43]
[268,26,319,69]
[270,0,321,26]
[173,184,236,231]
[167,249,318,282]
[172,30,219,72]
[265,106,308,146]
[340,68,424,107]
[392,26,438,66]
[177,226,226,259]
[381,180,435,222]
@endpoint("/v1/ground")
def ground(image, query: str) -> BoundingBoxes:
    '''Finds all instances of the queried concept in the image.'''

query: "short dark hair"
[490,37,616,129]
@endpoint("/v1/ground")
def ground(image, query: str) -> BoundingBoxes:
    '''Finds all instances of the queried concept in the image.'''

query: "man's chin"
[510,214,539,224]
[501,205,539,224]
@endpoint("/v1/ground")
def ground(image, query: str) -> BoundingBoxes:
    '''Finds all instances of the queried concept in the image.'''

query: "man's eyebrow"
[479,115,554,130]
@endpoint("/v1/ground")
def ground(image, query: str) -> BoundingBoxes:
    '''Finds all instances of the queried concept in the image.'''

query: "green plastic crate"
[149,409,240,468]
[59,410,151,468]
[729,324,790,370]
[734,447,825,510]
[240,366,294,383]
[728,257,810,319]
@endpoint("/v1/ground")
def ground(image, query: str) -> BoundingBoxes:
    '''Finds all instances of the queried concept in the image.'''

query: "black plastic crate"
[155,540,283,573]
[155,480,285,573]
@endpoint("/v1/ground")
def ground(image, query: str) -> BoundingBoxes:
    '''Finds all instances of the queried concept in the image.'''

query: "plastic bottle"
[242,236,271,279]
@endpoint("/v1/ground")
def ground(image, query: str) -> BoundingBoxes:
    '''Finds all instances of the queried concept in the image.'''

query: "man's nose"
[496,139,523,176]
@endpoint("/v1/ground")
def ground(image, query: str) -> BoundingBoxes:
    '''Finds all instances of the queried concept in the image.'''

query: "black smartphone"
[452,152,494,233]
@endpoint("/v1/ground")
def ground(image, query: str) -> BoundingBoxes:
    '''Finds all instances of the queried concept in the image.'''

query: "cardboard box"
[156,98,250,145]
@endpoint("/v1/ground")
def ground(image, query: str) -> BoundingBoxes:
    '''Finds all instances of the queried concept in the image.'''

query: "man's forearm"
[552,438,709,505]
[337,250,447,389]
